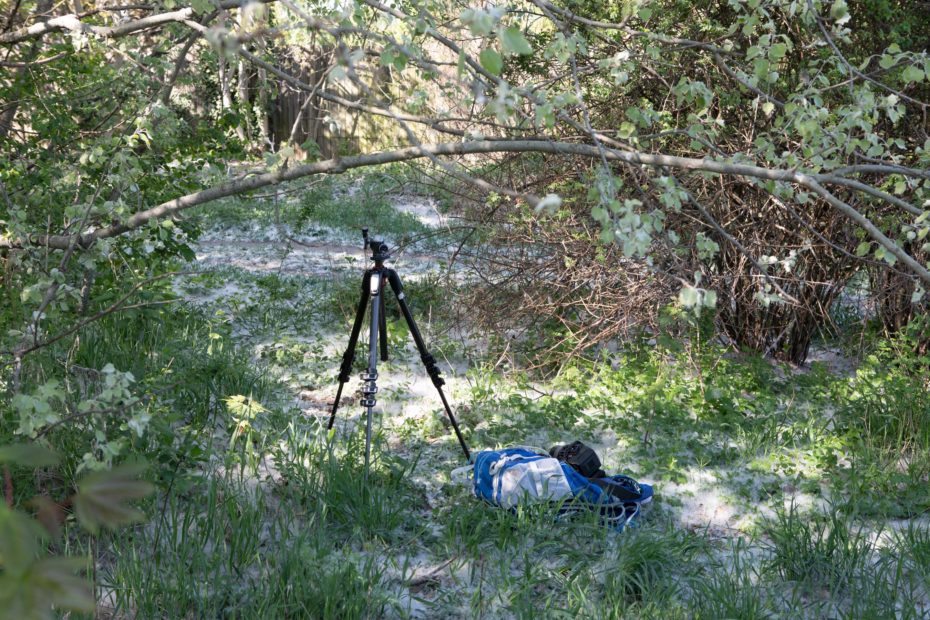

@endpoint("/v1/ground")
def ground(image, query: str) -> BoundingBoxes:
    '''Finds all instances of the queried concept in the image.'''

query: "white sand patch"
[184,280,257,306]
[800,344,859,376]
[391,194,447,228]
[193,232,448,279]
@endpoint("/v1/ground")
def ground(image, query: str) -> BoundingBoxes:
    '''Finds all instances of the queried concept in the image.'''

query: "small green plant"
[762,503,872,592]
[600,528,694,609]
[297,177,430,240]
[691,539,777,620]
[892,522,930,587]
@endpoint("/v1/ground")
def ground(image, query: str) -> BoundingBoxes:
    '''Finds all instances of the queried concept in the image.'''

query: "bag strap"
[588,475,643,501]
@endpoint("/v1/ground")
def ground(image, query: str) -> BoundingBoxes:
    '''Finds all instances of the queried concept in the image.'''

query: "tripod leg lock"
[420,353,445,387]
[360,371,378,407]
[337,350,355,383]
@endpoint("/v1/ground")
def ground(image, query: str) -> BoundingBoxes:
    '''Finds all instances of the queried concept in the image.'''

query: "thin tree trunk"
[235,7,251,142]
[257,65,270,149]
[219,56,232,110]
[159,34,197,105]
[236,56,249,141]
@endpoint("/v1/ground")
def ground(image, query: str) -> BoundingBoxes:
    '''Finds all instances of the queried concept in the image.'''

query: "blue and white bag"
[467,447,653,530]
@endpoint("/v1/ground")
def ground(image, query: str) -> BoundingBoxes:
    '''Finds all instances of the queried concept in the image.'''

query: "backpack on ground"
[469,444,653,530]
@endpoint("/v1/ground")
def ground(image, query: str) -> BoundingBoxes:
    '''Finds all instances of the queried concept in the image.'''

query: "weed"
[761,503,872,592]
[892,522,930,589]
[690,540,776,620]
[296,176,430,241]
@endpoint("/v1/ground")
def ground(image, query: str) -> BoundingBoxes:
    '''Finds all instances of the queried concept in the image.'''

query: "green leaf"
[855,242,871,257]
[73,464,154,534]
[28,557,94,614]
[0,504,45,572]
[499,26,532,56]
[0,557,94,619]
[0,444,59,468]
[874,245,897,266]
[479,48,503,76]
[830,0,850,25]
[769,43,787,61]
[190,0,213,15]
[902,65,925,83]
[678,286,699,307]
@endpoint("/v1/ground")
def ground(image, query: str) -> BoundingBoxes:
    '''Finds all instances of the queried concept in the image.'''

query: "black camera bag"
[549,441,644,501]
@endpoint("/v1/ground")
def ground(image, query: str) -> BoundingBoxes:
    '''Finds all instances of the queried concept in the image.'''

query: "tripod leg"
[361,273,383,481]
[328,271,371,430]
[379,292,388,362]
[386,270,471,462]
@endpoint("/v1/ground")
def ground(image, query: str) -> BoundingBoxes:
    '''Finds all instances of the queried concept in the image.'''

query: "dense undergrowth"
[3,176,929,618]
[68,297,930,617]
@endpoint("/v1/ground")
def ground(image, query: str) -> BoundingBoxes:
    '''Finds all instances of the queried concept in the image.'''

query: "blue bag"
[470,447,653,530]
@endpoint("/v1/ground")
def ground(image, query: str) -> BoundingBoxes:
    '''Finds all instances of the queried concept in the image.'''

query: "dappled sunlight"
[4,0,929,612]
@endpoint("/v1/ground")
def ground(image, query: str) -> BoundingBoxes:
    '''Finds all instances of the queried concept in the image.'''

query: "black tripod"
[328,228,471,478]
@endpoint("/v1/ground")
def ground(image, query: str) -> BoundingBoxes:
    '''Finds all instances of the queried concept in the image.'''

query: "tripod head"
[362,227,391,262]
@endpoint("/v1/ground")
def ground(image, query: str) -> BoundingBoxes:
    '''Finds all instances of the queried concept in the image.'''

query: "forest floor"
[98,175,930,619]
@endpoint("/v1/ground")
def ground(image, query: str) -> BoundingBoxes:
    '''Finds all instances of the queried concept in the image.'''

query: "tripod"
[328,228,471,479]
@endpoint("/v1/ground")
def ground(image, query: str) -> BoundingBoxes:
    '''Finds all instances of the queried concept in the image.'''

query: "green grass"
[191,170,446,251]
[7,205,930,618]
[103,443,407,618]
[38,313,930,618]
[762,503,872,591]
[691,542,778,620]
[296,177,430,241]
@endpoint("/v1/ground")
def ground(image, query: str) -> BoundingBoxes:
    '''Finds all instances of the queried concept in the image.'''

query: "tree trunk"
[236,57,250,141]
[257,65,270,150]
[219,56,232,110]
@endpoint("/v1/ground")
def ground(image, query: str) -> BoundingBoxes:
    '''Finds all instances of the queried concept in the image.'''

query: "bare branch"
[3,139,927,285]
[0,0,273,45]
[802,176,928,282]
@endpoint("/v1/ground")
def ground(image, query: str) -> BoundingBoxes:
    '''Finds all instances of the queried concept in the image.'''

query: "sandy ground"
[173,194,927,617]
[181,197,800,537]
